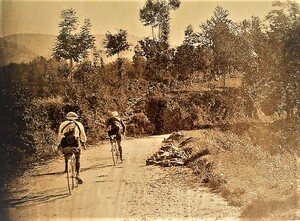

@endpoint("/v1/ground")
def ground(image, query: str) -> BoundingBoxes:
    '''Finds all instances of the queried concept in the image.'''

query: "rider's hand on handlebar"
[82,142,87,150]
[52,144,61,156]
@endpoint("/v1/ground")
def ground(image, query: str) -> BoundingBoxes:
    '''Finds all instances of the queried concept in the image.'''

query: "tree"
[239,1,300,119]
[133,45,146,78]
[238,17,274,116]
[159,0,180,42]
[103,29,131,79]
[139,0,180,43]
[158,3,170,43]
[265,1,300,118]
[52,8,95,69]
[138,37,171,79]
[183,25,199,46]
[140,0,160,40]
[138,0,180,79]
[173,25,205,78]
[77,18,96,61]
[199,6,237,88]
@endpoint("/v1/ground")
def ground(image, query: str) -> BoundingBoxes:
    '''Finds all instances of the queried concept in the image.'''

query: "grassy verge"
[177,127,298,220]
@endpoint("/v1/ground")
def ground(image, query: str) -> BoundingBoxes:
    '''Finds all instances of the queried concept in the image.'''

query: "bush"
[126,113,154,136]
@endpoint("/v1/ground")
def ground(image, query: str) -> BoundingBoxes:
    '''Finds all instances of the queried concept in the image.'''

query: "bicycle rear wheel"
[111,141,119,165]
[67,154,77,194]
[66,158,72,194]
[70,154,77,189]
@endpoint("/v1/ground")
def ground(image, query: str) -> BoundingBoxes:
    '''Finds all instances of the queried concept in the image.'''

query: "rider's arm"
[57,121,67,143]
[105,118,111,131]
[121,119,126,134]
[77,121,87,143]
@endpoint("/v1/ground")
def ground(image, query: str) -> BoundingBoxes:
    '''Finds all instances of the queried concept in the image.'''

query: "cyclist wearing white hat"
[57,111,87,184]
[106,111,126,162]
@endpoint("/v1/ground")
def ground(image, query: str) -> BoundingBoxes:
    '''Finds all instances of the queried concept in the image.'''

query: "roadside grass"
[177,128,298,220]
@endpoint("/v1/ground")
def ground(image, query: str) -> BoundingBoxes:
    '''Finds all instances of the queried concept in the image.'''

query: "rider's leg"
[75,151,81,174]
[75,150,83,184]
[117,139,123,161]
[64,155,68,173]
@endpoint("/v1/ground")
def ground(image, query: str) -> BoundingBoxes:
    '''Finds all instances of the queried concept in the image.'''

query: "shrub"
[126,113,154,136]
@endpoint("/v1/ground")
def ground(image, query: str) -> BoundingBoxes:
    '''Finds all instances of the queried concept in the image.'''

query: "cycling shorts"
[108,129,122,141]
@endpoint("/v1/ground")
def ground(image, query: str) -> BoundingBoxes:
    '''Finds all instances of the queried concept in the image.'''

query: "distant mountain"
[0,33,142,67]
[3,34,56,58]
[0,37,38,67]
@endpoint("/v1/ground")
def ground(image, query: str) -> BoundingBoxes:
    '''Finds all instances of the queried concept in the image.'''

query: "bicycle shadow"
[31,171,64,177]
[80,163,112,172]
[30,164,112,178]
[4,187,70,208]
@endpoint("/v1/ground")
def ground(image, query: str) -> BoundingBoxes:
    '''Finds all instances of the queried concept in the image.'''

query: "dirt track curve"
[4,135,240,220]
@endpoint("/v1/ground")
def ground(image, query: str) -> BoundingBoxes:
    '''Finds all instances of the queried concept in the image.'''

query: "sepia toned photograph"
[0,0,299,220]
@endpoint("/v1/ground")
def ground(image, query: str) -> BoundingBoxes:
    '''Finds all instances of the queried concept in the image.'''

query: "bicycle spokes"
[111,145,118,165]
[67,153,77,194]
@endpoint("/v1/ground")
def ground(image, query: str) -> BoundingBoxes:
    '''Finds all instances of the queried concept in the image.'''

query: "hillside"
[0,37,37,67]
[3,34,56,59]
[0,33,142,67]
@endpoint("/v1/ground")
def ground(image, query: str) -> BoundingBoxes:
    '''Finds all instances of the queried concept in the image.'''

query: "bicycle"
[109,134,120,166]
[63,147,79,194]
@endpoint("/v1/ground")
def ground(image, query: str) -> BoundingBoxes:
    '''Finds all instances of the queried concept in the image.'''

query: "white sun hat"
[111,111,119,117]
[66,112,79,120]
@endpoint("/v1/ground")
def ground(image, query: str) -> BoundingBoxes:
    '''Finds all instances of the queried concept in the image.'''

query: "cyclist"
[57,112,87,184]
[106,111,126,162]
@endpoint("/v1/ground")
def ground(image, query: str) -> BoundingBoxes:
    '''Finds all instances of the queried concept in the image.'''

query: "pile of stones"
[146,132,190,167]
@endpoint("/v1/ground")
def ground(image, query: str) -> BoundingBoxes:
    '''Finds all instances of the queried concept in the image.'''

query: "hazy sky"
[0,0,290,45]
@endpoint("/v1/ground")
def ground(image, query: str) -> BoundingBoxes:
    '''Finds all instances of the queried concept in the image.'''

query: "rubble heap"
[146,132,190,167]
[164,131,185,142]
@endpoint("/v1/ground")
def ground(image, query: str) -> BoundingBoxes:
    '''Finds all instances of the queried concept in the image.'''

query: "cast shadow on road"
[95,180,114,183]
[31,163,115,177]
[4,187,70,208]
[81,163,112,172]
[31,171,64,177]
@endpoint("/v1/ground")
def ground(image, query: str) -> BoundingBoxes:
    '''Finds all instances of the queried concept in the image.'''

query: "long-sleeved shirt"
[57,120,87,143]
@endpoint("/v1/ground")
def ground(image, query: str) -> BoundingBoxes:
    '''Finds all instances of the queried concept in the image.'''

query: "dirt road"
[4,135,240,220]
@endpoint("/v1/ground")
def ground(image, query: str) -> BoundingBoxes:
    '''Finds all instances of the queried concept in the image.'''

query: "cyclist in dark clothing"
[106,111,126,162]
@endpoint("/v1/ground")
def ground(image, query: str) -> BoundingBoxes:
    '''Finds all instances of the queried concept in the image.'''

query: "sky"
[0,0,292,45]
